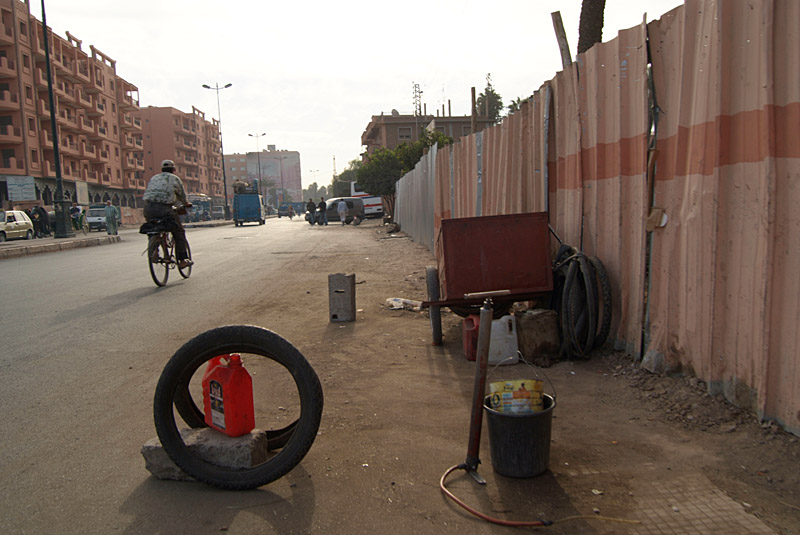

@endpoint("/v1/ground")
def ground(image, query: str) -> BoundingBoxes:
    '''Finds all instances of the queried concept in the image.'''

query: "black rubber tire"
[25,229,33,240]
[148,235,169,287]
[560,255,596,358]
[589,256,612,348]
[426,267,443,345]
[449,302,512,320]
[0,232,5,242]
[178,243,192,279]
[153,325,324,490]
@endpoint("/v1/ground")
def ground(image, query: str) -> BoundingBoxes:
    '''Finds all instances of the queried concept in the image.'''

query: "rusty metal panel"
[436,212,553,301]
[577,23,650,355]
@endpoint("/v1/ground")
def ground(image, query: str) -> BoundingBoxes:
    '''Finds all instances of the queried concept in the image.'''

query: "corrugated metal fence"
[394,0,800,435]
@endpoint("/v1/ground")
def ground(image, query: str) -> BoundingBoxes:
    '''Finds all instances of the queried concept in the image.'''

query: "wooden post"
[551,11,572,69]
[471,87,477,134]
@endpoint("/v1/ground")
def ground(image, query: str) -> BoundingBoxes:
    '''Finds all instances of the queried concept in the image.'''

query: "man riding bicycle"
[143,159,193,269]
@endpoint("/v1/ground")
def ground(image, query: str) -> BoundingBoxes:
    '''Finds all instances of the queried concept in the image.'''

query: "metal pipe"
[464,299,494,475]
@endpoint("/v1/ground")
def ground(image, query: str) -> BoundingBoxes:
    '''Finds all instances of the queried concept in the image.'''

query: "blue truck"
[233,192,266,226]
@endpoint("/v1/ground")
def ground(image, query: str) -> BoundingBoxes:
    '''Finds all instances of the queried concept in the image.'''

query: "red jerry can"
[202,354,255,437]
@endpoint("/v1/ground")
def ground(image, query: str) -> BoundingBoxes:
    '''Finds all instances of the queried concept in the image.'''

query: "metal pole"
[203,82,231,219]
[41,0,73,238]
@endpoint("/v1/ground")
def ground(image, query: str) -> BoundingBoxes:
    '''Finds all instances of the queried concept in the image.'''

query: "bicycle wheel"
[178,243,192,279]
[148,234,170,287]
[153,325,324,490]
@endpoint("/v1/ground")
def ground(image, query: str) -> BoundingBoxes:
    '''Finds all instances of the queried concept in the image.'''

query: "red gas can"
[462,314,480,361]
[202,354,255,437]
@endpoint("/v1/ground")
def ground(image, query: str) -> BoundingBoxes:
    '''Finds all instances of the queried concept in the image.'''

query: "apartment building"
[224,149,301,205]
[360,111,494,157]
[0,0,144,209]
[136,106,223,198]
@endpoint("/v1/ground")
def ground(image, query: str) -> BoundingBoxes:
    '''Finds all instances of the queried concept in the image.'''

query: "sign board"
[75,180,90,205]
[5,176,36,201]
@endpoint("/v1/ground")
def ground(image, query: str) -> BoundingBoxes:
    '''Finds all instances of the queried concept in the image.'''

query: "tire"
[25,230,33,240]
[148,235,169,287]
[178,243,192,279]
[426,267,442,345]
[560,255,596,358]
[0,232,5,242]
[589,256,612,348]
[153,325,324,490]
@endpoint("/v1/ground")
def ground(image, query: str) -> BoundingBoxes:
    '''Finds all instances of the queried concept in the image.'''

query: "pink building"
[0,0,144,209]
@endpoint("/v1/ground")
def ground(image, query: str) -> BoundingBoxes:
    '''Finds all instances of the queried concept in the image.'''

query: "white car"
[0,210,34,242]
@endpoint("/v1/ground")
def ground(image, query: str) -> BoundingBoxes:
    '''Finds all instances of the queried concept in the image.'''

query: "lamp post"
[41,0,73,238]
[202,82,232,219]
[248,132,266,201]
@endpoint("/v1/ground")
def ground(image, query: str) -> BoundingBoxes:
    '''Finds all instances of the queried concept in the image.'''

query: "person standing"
[142,159,192,269]
[337,199,348,225]
[30,206,42,238]
[36,205,50,237]
[318,197,328,226]
[104,200,120,235]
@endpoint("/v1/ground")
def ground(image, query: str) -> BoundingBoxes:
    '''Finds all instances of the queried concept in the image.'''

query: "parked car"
[325,197,365,224]
[0,210,34,241]
[85,207,107,231]
[211,206,225,220]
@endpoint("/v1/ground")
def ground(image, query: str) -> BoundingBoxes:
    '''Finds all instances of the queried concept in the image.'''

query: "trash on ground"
[386,298,422,311]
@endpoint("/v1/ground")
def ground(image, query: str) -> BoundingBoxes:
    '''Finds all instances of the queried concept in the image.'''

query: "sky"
[37,0,682,189]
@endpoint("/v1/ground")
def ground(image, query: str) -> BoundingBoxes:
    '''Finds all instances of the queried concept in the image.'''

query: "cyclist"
[143,159,192,269]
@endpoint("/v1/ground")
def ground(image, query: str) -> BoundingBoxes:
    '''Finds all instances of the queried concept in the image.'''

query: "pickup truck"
[233,193,265,226]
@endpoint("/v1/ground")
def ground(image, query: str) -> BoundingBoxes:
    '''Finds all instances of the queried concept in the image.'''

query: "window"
[25,85,32,101]
[114,147,119,157]
[398,127,412,140]
[31,149,38,163]
[28,117,35,132]
[462,125,472,136]
[19,21,26,37]
[22,54,30,69]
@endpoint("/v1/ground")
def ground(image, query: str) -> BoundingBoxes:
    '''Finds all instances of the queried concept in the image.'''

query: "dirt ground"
[285,222,800,534]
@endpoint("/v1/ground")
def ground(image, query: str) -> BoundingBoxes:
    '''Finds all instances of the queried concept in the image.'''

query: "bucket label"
[209,380,225,429]
[489,379,543,414]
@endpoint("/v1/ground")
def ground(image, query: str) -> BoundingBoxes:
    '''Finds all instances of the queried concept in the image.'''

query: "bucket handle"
[486,351,557,403]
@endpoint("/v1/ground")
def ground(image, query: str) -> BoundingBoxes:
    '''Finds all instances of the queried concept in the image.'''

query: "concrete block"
[328,273,356,322]
[516,309,560,366]
[141,428,270,481]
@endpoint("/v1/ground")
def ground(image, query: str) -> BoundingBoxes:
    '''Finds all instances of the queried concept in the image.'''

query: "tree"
[331,159,362,197]
[507,96,530,115]
[476,74,504,124]
[577,0,606,54]
[302,182,329,202]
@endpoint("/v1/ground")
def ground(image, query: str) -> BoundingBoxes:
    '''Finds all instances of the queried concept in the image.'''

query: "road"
[0,217,397,534]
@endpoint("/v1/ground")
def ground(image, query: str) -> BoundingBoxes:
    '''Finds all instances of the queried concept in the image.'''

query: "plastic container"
[202,354,255,437]
[488,315,519,365]
[462,314,480,361]
[484,393,555,477]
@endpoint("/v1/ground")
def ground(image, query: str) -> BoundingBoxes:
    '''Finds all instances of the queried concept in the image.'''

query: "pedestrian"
[30,206,42,238]
[104,200,120,235]
[36,205,50,236]
[337,199,348,225]
[318,197,328,226]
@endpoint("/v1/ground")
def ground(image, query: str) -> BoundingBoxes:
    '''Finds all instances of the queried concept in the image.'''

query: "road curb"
[0,234,121,260]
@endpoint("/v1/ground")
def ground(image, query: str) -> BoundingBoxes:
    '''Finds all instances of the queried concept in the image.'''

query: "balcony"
[82,168,98,182]
[0,124,23,144]
[58,109,80,131]
[87,72,104,94]
[78,115,94,134]
[120,113,135,130]
[74,61,90,84]
[0,23,13,46]
[97,149,110,163]
[80,142,97,160]
[37,98,52,118]
[40,129,53,148]
[0,56,17,78]
[88,123,107,140]
[0,156,25,174]
[0,90,20,111]
[123,156,144,171]
[120,92,139,111]
[87,98,106,117]
[56,82,76,104]
[76,90,92,108]
[59,138,80,156]
[35,68,49,90]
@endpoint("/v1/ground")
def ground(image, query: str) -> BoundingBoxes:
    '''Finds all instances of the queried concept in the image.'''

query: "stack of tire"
[551,245,612,359]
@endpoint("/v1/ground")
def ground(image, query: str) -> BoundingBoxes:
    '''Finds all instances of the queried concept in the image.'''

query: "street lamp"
[202,82,232,219]
[248,132,266,201]
[41,0,73,238]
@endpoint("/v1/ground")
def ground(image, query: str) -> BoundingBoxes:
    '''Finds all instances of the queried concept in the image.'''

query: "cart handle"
[463,289,511,299]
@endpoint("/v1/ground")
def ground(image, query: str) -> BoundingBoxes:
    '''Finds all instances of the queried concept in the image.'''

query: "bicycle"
[72,213,88,235]
[145,217,192,287]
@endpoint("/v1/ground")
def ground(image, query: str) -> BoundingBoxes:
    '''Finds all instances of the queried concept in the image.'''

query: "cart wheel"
[426,267,442,345]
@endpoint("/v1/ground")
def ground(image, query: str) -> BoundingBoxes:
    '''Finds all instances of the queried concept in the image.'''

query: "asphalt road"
[0,217,377,534]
